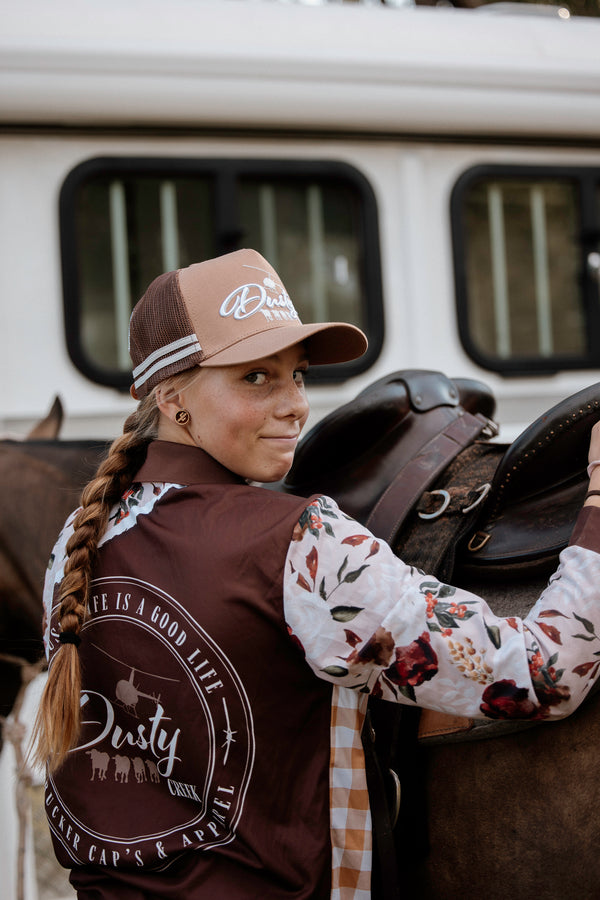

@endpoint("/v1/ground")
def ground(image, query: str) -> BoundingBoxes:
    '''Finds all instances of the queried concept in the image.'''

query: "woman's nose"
[276,379,309,421]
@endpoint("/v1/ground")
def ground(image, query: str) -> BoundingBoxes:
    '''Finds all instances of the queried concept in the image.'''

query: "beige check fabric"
[329,686,372,900]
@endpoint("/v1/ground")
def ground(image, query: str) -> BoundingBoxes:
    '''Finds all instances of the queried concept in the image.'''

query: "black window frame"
[451,163,600,376]
[60,155,384,391]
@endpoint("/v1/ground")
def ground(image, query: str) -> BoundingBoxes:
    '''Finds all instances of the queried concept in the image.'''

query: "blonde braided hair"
[30,392,161,772]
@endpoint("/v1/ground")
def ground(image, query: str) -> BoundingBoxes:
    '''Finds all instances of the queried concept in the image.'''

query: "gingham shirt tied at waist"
[329,687,372,900]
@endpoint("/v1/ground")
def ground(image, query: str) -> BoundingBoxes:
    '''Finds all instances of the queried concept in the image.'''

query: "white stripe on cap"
[132,334,201,378]
[132,334,202,391]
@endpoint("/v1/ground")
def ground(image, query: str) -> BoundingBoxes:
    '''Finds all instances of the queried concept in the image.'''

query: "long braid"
[30,394,160,772]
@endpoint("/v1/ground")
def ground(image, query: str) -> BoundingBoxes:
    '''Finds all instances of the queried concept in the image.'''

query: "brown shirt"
[46,441,332,899]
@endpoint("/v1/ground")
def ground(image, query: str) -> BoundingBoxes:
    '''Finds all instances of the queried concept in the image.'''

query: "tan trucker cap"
[128,249,368,399]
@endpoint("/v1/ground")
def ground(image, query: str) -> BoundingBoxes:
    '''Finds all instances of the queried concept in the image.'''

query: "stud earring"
[175,409,191,426]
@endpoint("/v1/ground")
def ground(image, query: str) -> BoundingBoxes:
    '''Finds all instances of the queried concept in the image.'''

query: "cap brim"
[198,322,368,367]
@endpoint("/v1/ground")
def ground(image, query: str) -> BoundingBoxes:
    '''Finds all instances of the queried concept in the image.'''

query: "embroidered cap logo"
[219,272,300,323]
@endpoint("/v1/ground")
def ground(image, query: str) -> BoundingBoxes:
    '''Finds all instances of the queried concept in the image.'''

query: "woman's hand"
[589,420,600,464]
[585,420,600,505]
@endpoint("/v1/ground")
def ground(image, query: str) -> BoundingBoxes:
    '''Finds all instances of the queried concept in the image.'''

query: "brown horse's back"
[419,689,600,899]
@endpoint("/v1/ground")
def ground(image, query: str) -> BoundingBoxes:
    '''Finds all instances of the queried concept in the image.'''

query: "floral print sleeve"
[284,497,600,721]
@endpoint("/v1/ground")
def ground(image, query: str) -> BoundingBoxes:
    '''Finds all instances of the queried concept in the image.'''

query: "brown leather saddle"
[284,369,599,583]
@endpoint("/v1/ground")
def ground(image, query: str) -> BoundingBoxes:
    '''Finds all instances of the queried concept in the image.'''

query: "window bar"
[487,185,511,358]
[307,184,328,321]
[530,185,553,357]
[109,180,133,370]
[259,185,279,269]
[160,180,180,273]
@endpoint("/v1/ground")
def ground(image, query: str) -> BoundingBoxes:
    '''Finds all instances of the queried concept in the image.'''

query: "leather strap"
[362,708,402,900]
[366,412,489,545]
[418,708,474,741]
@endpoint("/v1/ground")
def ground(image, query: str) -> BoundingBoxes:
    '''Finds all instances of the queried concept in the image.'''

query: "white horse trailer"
[2,0,600,443]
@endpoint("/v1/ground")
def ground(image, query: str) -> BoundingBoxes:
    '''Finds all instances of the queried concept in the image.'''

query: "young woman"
[33,249,600,900]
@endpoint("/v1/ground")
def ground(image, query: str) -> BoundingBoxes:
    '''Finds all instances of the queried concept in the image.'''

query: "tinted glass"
[61,159,381,387]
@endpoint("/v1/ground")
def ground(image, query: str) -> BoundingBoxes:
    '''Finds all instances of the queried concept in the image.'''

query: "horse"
[0,398,109,733]
[281,369,600,900]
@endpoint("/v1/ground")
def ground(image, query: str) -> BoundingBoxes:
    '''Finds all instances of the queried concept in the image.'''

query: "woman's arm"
[284,489,600,722]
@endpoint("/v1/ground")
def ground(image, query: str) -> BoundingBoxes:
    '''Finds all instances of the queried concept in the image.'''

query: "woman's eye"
[245,371,267,385]
[294,369,307,385]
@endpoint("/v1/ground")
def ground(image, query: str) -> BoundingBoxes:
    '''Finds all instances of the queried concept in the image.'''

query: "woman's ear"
[155,385,185,424]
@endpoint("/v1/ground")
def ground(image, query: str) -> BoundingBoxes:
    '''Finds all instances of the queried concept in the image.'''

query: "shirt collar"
[135,440,245,486]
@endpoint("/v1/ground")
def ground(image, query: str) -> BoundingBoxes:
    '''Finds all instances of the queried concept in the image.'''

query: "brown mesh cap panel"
[129,271,204,398]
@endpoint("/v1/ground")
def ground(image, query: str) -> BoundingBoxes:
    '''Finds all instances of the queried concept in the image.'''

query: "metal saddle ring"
[418,482,491,520]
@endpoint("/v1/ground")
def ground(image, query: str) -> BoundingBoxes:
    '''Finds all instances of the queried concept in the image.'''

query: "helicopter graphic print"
[90,645,178,715]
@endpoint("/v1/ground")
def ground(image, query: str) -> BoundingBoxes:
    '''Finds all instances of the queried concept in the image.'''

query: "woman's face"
[165,344,310,482]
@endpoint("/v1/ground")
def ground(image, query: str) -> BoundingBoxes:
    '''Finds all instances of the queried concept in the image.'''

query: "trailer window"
[60,158,382,390]
[452,165,600,375]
